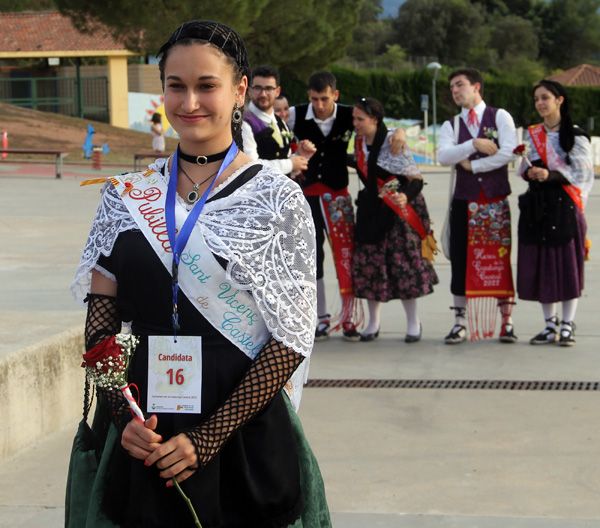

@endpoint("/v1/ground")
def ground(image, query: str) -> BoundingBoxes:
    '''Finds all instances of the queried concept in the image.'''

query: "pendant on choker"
[187,186,200,204]
[179,164,218,205]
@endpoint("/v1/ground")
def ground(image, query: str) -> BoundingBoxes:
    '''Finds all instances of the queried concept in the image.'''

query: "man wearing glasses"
[242,65,313,177]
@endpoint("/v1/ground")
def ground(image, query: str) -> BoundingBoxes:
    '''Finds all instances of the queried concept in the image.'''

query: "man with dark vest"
[242,65,311,177]
[288,71,405,341]
[438,68,518,345]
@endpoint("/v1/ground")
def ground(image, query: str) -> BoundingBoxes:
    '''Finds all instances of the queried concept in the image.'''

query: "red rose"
[290,139,299,153]
[513,144,526,155]
[82,336,126,374]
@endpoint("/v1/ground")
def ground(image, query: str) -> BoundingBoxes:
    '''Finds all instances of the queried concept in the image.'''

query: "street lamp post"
[426,62,442,164]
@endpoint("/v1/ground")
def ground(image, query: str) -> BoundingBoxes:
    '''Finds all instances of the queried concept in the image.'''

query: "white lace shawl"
[71,161,318,358]
[522,130,594,203]
[364,130,420,177]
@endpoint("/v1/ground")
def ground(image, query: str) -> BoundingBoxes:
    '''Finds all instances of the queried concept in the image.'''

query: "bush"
[280,67,600,132]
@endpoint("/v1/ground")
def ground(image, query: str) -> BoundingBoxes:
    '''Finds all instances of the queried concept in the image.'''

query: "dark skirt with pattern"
[352,193,439,302]
[517,207,587,303]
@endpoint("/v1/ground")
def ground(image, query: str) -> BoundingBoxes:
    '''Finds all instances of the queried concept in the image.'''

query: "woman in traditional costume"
[351,97,438,343]
[71,20,330,527]
[517,80,594,347]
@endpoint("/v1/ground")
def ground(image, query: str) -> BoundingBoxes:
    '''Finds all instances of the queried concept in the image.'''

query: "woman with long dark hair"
[517,79,594,346]
[351,97,438,342]
[71,20,330,527]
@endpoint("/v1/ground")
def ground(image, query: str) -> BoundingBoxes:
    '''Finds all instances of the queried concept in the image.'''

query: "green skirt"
[284,394,332,528]
[66,393,332,528]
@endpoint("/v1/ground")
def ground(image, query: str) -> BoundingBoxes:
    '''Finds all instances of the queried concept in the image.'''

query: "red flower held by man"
[513,144,526,155]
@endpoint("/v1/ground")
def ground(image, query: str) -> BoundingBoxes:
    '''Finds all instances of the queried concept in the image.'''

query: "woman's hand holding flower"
[122,414,163,460]
[528,166,549,182]
[145,432,199,485]
[389,192,407,208]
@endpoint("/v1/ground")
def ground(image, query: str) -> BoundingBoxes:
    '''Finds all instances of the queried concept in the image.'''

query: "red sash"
[303,182,360,328]
[355,136,428,240]
[464,194,515,340]
[528,124,583,211]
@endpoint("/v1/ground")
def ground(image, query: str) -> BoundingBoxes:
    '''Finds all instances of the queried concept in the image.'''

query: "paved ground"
[1,162,599,527]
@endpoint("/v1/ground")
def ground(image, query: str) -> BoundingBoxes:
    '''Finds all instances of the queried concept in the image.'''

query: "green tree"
[471,0,537,17]
[392,0,489,65]
[346,0,394,63]
[54,0,270,53]
[53,0,364,76]
[245,0,364,77]
[489,14,539,61]
[535,0,600,68]
[0,0,55,9]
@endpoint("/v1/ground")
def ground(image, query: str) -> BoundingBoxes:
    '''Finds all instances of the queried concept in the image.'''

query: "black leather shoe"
[405,323,422,343]
[315,318,330,342]
[360,329,380,342]
[444,324,467,345]
[530,316,559,345]
[342,322,361,342]
[499,323,518,344]
[558,320,576,347]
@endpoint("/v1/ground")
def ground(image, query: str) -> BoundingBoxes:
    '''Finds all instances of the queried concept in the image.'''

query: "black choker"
[178,144,231,165]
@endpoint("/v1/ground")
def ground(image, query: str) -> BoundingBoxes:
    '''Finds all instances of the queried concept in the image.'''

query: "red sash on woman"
[528,124,583,211]
[355,136,429,241]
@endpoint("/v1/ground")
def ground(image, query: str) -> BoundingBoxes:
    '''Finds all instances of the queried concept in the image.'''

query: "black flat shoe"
[444,324,466,345]
[529,316,559,345]
[558,320,576,347]
[499,323,518,344]
[360,329,380,342]
[405,323,422,343]
[342,322,361,342]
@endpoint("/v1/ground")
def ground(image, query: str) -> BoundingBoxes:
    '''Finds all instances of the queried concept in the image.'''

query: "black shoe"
[315,317,330,342]
[444,324,466,345]
[529,316,559,345]
[360,329,380,342]
[499,323,518,344]
[558,320,576,347]
[342,322,361,342]
[405,323,422,343]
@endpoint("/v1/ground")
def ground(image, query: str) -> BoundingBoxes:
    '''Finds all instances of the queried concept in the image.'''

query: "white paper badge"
[147,335,202,414]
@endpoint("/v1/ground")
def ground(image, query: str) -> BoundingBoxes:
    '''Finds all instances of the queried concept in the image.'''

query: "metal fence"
[0,76,109,122]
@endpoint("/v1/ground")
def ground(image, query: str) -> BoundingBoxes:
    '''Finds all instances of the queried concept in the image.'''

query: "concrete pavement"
[1,164,599,527]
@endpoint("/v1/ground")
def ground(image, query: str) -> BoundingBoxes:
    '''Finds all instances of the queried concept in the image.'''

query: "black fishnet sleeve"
[84,293,121,349]
[84,293,130,429]
[184,338,304,467]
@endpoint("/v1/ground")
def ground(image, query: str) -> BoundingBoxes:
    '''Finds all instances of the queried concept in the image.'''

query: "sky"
[381,0,405,17]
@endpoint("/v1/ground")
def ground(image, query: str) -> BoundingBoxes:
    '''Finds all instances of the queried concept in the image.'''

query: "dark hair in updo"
[355,96,385,124]
[157,21,250,149]
[532,79,575,161]
[157,20,249,85]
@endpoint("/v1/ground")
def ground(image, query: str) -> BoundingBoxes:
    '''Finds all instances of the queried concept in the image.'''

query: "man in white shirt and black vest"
[288,71,405,342]
[438,68,518,345]
[242,65,312,177]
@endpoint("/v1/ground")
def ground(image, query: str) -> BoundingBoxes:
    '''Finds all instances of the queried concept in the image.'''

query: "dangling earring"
[232,103,243,124]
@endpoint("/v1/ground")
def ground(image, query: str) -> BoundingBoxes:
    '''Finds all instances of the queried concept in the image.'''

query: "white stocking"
[364,300,381,335]
[561,298,578,323]
[542,302,557,324]
[402,298,420,336]
[453,295,467,326]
